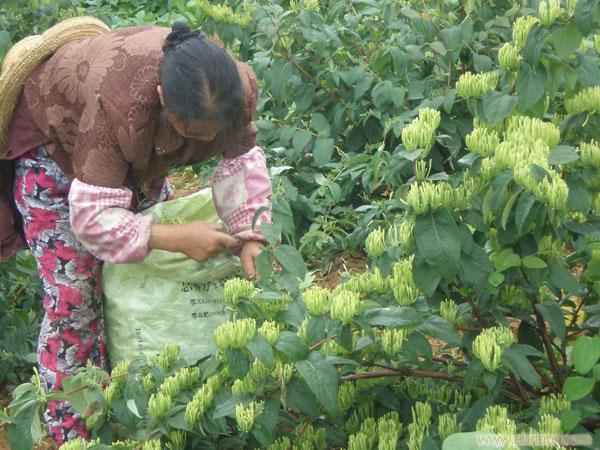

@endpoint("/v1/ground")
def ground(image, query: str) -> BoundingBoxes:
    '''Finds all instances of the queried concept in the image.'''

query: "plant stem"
[533,307,564,389]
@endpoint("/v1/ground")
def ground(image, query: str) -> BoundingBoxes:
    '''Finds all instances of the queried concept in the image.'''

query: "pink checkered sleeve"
[212,146,272,247]
[68,179,154,263]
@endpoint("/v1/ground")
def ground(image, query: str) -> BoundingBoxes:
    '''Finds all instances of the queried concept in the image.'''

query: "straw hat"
[0,16,110,155]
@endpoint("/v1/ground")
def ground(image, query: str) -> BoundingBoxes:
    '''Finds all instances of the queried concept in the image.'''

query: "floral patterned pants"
[13,147,170,445]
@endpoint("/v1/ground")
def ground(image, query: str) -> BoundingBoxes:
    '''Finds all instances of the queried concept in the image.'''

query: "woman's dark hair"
[160,21,244,133]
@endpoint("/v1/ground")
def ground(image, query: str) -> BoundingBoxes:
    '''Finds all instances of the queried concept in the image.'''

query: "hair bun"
[163,21,204,54]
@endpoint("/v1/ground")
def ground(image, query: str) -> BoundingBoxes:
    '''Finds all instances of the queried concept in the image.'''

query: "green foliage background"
[1,0,600,449]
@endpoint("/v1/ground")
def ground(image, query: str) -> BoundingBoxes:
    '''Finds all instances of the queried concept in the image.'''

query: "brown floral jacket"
[0,25,259,260]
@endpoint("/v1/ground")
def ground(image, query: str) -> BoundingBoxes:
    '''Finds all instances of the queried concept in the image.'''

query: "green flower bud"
[337,382,356,414]
[147,392,172,419]
[595,34,600,54]
[195,0,251,25]
[348,432,370,450]
[345,400,375,434]
[272,360,293,384]
[500,286,530,310]
[387,217,415,249]
[232,377,255,394]
[143,373,154,393]
[438,413,459,442]
[513,16,539,49]
[60,438,101,450]
[378,411,402,450]
[157,343,180,372]
[539,0,561,26]
[297,317,310,341]
[103,382,120,407]
[565,86,600,115]
[414,158,431,180]
[302,286,332,315]
[342,267,388,295]
[418,108,441,129]
[472,335,502,371]
[235,401,264,433]
[580,140,600,168]
[143,440,162,450]
[168,430,186,450]
[567,0,578,15]
[498,43,520,71]
[390,256,418,305]
[477,406,518,449]
[406,181,457,214]
[359,417,378,448]
[402,120,436,153]
[466,127,500,157]
[534,176,569,210]
[540,393,571,414]
[478,157,499,182]
[456,71,499,98]
[408,402,432,450]
[111,360,128,383]
[258,320,280,345]
[268,437,292,450]
[440,299,458,324]
[330,290,361,324]
[450,389,472,412]
[224,277,256,305]
[184,382,215,426]
[84,414,100,431]
[321,338,349,356]
[537,413,562,439]
[382,328,408,356]
[214,318,256,351]
[365,227,387,258]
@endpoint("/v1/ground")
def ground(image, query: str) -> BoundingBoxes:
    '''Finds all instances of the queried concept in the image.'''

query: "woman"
[1,21,271,445]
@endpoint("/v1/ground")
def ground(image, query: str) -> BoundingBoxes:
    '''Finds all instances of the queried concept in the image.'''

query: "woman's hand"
[240,240,263,279]
[149,221,239,262]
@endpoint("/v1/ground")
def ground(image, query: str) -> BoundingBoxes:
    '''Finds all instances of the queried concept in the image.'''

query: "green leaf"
[292,130,312,152]
[488,271,505,287]
[296,352,338,415]
[574,0,599,35]
[252,398,279,446]
[563,376,595,401]
[552,23,583,58]
[549,265,583,295]
[414,209,462,276]
[260,222,282,247]
[501,346,542,388]
[310,113,331,136]
[522,25,551,62]
[412,256,442,295]
[516,64,547,110]
[560,409,582,432]
[274,332,309,361]
[481,92,516,125]
[577,54,600,87]
[535,302,566,338]
[515,191,536,233]
[286,378,320,415]
[572,336,600,374]
[362,307,424,328]
[460,243,494,288]
[522,255,547,269]
[313,138,335,166]
[226,348,251,379]
[501,191,520,230]
[567,174,592,213]
[247,335,274,368]
[548,146,579,164]
[419,316,461,346]
[273,245,307,278]
[494,249,521,272]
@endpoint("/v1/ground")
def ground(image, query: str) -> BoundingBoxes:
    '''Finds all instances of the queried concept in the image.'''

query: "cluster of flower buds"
[566,0,578,15]
[168,430,186,450]
[290,0,320,12]
[534,177,569,211]
[258,320,281,345]
[143,440,161,450]
[537,414,563,441]
[143,373,154,393]
[337,382,356,414]
[347,432,369,449]
[342,267,388,295]
[147,391,172,419]
[408,401,432,450]
[401,108,441,155]
[156,343,180,372]
[291,423,327,450]
[438,413,459,442]
[565,86,600,115]
[580,140,600,168]
[382,328,408,356]
[450,389,472,412]
[505,116,561,148]
[359,417,378,448]
[236,401,264,433]
[456,71,499,98]
[258,294,290,318]
[495,140,549,174]
[378,411,402,450]
[498,43,520,71]
[224,277,256,305]
[272,360,293,384]
[500,285,530,310]
[596,34,600,54]
[387,216,415,249]
[302,286,332,315]
[513,16,539,49]
[540,393,571,414]
[214,318,256,352]
[345,400,375,434]
[477,406,517,439]
[321,338,350,356]
[390,256,418,305]
[231,359,271,395]
[268,437,291,450]
[365,227,386,258]
[472,326,514,371]
[296,317,310,341]
[330,290,361,324]
[415,157,432,181]
[195,0,251,25]
[440,299,458,324]
[103,360,128,407]
[59,438,103,450]
[403,378,453,404]
[406,181,454,214]
[184,373,223,426]
[157,367,201,399]
[466,127,500,157]
[539,0,561,25]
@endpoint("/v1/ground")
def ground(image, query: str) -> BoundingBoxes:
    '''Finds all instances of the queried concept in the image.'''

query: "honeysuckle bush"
[3,0,600,449]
